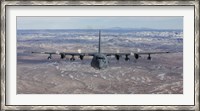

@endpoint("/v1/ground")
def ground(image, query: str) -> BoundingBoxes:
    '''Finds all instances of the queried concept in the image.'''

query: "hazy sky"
[17,16,183,30]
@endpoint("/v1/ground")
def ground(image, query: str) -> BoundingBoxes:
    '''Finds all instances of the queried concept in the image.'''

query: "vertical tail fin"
[98,30,101,53]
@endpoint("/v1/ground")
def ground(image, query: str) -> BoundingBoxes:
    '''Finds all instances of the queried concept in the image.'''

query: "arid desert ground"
[17,29,183,94]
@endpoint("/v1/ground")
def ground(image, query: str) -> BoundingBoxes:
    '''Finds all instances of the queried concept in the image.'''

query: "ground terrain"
[17,29,183,94]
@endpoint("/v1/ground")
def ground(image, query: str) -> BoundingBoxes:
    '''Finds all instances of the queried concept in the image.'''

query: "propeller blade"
[137,48,141,52]
[78,49,82,53]
[56,51,60,54]
[116,49,120,53]
[130,52,134,55]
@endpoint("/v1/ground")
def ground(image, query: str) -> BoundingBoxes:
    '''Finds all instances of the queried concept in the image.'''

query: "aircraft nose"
[98,60,103,68]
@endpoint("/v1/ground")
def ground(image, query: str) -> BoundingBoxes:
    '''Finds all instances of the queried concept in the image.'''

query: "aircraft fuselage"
[91,53,108,69]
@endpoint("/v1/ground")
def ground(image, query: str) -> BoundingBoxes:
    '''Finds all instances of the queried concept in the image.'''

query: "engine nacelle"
[115,55,120,60]
[79,55,84,60]
[134,54,139,59]
[60,53,65,59]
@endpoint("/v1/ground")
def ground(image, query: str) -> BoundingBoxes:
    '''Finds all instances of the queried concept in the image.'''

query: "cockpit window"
[96,56,104,59]
[97,57,104,59]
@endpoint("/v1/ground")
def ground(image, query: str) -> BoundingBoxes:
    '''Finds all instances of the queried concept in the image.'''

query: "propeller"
[115,55,120,60]
[134,54,139,59]
[115,49,120,60]
[134,49,142,59]
[137,48,142,52]
[80,55,84,60]
[60,53,65,59]
[78,49,82,53]
[56,51,60,54]
[116,49,120,53]
[78,49,84,60]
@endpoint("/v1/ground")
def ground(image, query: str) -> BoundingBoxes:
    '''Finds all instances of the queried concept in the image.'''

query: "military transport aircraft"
[32,30,170,69]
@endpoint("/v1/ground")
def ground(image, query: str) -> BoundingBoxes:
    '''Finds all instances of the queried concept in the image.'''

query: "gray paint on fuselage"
[90,30,109,69]
[91,53,108,69]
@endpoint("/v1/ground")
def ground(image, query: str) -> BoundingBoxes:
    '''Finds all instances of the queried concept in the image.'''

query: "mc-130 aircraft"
[32,30,170,69]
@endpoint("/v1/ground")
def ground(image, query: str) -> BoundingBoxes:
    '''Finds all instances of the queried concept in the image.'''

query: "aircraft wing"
[134,51,170,55]
[32,51,170,60]
[32,51,59,54]
[31,51,96,60]
[32,51,95,56]
[105,51,169,56]
[61,52,96,56]
[104,51,170,60]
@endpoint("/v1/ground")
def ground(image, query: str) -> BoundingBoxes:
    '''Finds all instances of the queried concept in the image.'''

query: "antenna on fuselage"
[98,30,101,54]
